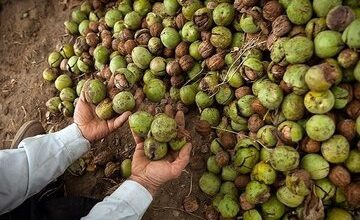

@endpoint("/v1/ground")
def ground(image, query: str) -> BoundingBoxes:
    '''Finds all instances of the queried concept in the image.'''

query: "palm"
[74,94,131,142]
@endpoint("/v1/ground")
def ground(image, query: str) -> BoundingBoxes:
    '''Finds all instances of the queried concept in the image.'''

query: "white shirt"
[0,124,153,219]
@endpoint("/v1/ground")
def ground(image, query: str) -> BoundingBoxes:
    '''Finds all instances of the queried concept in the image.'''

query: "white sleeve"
[0,124,90,214]
[82,180,153,220]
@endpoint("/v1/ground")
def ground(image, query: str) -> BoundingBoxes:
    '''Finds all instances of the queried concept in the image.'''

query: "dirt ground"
[0,0,210,219]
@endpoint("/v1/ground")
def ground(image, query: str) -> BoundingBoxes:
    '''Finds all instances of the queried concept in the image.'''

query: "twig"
[211,126,238,135]
[152,206,206,220]
[21,106,27,118]
[186,172,193,197]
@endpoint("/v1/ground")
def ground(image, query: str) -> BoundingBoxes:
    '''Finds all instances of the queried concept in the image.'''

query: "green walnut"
[106,9,123,27]
[181,22,200,43]
[313,0,342,17]
[71,9,87,24]
[180,85,196,105]
[210,139,223,154]
[207,155,221,174]
[285,169,311,196]
[342,19,360,49]
[164,0,180,16]
[59,43,74,59]
[213,3,235,26]
[270,146,300,172]
[301,154,330,179]
[195,91,214,109]
[305,63,338,92]
[245,180,271,205]
[199,172,221,196]
[46,97,62,113]
[286,0,313,25]
[200,108,220,126]
[60,101,75,117]
[83,79,106,105]
[214,85,233,106]
[133,0,151,17]
[48,51,63,68]
[226,68,244,88]
[143,79,166,102]
[169,137,186,151]
[261,196,286,220]
[277,121,304,143]
[256,125,278,147]
[181,0,202,20]
[304,90,335,114]
[75,79,85,96]
[144,137,168,160]
[189,41,202,61]
[150,113,177,142]
[337,49,359,69]
[270,37,288,64]
[258,83,284,110]
[237,95,255,117]
[132,46,153,70]
[149,57,166,76]
[221,165,238,181]
[321,135,350,163]
[251,161,277,185]
[283,64,309,95]
[42,68,58,82]
[55,74,72,91]
[110,55,127,74]
[112,91,135,114]
[94,45,110,64]
[305,114,335,141]
[345,149,360,173]
[59,87,77,102]
[327,208,353,220]
[95,98,115,120]
[314,30,344,58]
[243,209,262,220]
[305,18,327,39]
[64,20,79,35]
[220,182,238,198]
[210,26,232,49]
[284,36,314,64]
[314,178,336,201]
[124,11,141,30]
[129,111,154,137]
[281,93,305,120]
[276,186,305,208]
[160,27,181,49]
[233,145,259,174]
[240,13,260,33]
[67,56,81,75]
[218,195,240,218]
[121,159,132,178]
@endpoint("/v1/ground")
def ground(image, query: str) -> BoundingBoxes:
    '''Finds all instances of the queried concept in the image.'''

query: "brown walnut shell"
[175,41,189,58]
[179,55,195,71]
[195,120,212,136]
[272,15,292,37]
[206,53,225,71]
[329,165,351,188]
[198,41,215,59]
[183,195,199,213]
[263,0,284,21]
[124,39,137,55]
[149,22,163,37]
[337,119,356,141]
[166,60,182,76]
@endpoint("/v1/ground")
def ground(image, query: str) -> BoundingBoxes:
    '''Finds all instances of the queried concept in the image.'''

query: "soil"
[0,1,210,219]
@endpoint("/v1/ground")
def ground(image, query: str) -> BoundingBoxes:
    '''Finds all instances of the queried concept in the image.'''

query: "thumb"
[170,143,192,178]
[113,111,131,130]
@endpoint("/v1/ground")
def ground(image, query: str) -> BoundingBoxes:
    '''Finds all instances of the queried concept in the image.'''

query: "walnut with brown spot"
[215,151,230,167]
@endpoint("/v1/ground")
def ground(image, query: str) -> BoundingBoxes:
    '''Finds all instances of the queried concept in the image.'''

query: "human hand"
[74,92,131,142]
[129,111,192,196]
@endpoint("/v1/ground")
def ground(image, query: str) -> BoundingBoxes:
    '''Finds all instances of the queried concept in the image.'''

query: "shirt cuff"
[110,180,153,215]
[53,123,90,162]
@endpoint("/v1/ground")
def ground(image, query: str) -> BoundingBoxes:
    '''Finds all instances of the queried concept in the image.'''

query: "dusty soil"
[0,0,209,219]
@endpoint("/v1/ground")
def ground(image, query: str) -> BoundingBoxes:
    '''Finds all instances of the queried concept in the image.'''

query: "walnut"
[219,132,236,149]
[119,29,134,41]
[329,165,351,188]
[239,193,255,210]
[235,175,250,189]
[176,101,189,114]
[164,104,175,118]
[149,22,163,37]
[195,120,212,136]
[102,35,112,48]
[104,162,121,178]
[97,65,112,80]
[124,39,137,55]
[198,41,215,59]
[235,86,252,99]
[204,205,219,220]
[339,83,354,103]
[234,0,258,11]
[337,119,356,141]
[288,25,306,38]
[175,13,186,29]
[175,41,189,58]
[166,60,182,76]
[183,195,199,213]
[201,31,212,41]
[170,75,185,88]
[272,15,292,37]
[354,83,360,100]
[250,98,267,117]
[163,47,174,58]
[215,151,230,167]
[135,29,151,45]
[112,38,120,51]
[179,55,195,71]
[326,5,355,32]
[193,8,213,31]
[346,99,360,119]
[279,80,292,94]
[117,41,127,56]
[93,151,114,166]
[206,53,225,71]
[345,183,360,208]
[248,114,264,133]
[301,137,321,153]
[89,21,99,33]
[268,63,286,83]
[86,33,100,47]
[98,21,108,32]
[263,1,284,21]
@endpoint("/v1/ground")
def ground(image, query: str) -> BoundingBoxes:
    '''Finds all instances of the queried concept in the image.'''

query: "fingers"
[131,129,144,145]
[113,111,131,129]
[170,143,192,178]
